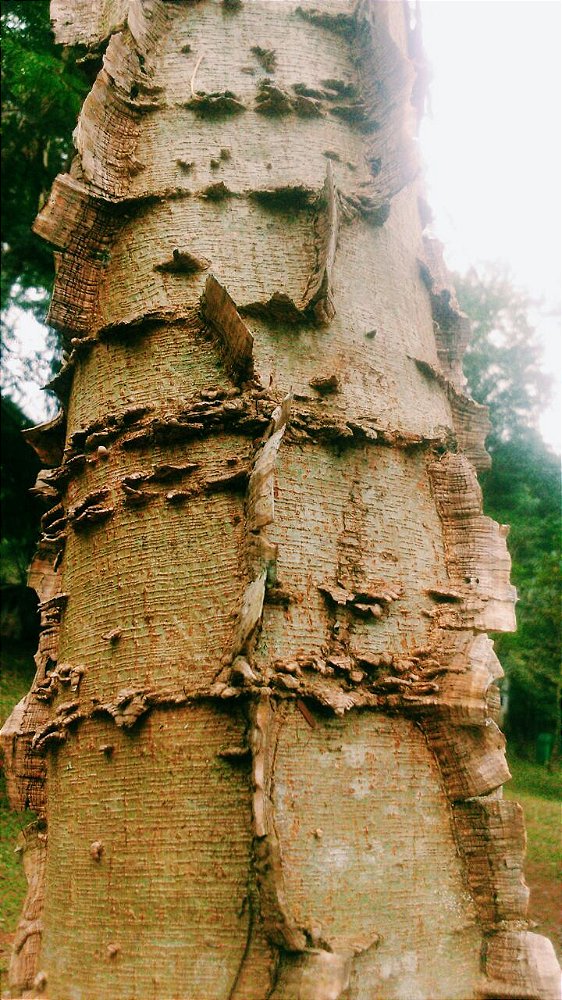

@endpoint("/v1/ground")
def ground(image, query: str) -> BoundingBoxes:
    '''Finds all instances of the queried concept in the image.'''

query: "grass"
[506,750,562,802]
[0,646,36,984]
[0,650,560,973]
[505,749,562,959]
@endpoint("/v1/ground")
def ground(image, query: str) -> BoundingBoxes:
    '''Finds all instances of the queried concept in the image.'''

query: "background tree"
[456,267,561,756]
[0,397,40,645]
[1,0,89,316]
[458,265,551,448]
[1,0,90,418]
[0,397,41,584]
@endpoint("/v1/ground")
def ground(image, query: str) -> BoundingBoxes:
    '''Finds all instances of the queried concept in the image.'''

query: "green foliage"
[484,436,561,745]
[456,267,561,749]
[457,265,551,448]
[0,649,37,954]
[0,395,41,587]
[505,753,562,960]
[1,0,90,316]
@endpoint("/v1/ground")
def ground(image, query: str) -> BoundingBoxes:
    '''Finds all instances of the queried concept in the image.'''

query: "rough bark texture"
[2,2,560,998]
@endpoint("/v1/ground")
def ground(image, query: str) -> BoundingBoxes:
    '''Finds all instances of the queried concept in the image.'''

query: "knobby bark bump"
[2,2,560,998]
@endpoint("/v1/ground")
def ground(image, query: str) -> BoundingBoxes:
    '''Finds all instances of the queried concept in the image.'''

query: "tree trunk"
[2,2,560,998]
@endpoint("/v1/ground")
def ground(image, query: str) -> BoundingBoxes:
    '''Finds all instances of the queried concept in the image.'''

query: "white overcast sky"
[420,0,561,452]
[5,0,561,451]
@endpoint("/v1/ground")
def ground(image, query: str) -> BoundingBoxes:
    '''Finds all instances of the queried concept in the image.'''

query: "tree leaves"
[1,1,90,315]
[456,264,551,449]
[458,265,561,751]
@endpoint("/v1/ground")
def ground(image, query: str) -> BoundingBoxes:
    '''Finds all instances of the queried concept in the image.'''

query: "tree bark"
[2,2,560,998]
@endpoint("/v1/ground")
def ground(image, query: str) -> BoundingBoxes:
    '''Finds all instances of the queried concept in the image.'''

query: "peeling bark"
[2,1,559,997]
[202,274,255,382]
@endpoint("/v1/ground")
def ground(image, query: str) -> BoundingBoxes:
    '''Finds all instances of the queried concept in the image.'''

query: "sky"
[419,0,561,452]
[4,0,561,451]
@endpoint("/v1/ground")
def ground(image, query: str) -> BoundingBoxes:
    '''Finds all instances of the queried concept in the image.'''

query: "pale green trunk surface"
[1,2,560,998]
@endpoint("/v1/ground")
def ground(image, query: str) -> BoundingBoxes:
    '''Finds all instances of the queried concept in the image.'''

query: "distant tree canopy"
[458,266,551,448]
[480,437,560,746]
[457,266,561,752]
[0,395,41,586]
[1,0,89,318]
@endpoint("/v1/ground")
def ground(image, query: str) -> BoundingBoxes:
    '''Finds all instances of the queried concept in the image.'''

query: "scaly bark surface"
[2,2,560,998]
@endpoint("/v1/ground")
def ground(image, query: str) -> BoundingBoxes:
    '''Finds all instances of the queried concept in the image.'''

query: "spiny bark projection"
[1,1,560,998]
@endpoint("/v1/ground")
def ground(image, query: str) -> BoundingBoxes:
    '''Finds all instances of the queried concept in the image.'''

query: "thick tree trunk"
[2,2,560,998]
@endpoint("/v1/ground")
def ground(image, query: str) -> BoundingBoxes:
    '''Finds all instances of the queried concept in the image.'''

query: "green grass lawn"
[505,749,562,960]
[0,648,37,983]
[1,652,560,974]
[0,769,36,931]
